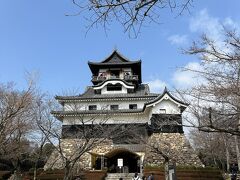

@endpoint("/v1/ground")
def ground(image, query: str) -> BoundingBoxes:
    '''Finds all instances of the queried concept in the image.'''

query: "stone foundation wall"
[144,133,202,167]
[44,139,113,170]
[44,133,202,170]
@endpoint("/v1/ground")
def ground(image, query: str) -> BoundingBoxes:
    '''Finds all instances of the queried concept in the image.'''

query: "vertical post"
[166,162,177,180]
[101,155,104,170]
[165,162,169,180]
[139,159,142,174]
[234,135,240,171]
[222,135,230,172]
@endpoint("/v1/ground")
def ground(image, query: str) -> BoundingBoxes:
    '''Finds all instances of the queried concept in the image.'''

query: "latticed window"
[89,105,97,110]
[129,104,137,109]
[107,84,122,91]
[110,105,119,110]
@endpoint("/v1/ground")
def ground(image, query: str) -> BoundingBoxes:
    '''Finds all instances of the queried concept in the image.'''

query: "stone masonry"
[45,133,202,170]
[145,133,202,167]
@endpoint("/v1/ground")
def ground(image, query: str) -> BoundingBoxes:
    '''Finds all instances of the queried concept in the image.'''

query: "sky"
[0,0,240,96]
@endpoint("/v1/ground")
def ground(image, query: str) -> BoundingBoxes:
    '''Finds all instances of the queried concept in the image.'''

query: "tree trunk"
[234,135,240,171]
[13,159,22,180]
[223,137,230,172]
[64,164,73,180]
[33,160,38,180]
[33,168,37,180]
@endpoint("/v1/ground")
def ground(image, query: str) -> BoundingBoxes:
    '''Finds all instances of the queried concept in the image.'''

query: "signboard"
[168,163,177,180]
[117,158,123,167]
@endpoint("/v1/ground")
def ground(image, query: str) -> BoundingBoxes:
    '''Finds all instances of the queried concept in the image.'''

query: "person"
[147,173,154,180]
[132,172,141,180]
[231,164,238,180]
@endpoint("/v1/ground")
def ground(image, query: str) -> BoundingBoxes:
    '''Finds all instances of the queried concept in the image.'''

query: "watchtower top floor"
[88,50,142,85]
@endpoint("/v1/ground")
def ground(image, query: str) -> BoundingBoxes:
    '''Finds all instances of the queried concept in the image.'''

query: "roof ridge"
[88,50,140,64]
[101,50,129,63]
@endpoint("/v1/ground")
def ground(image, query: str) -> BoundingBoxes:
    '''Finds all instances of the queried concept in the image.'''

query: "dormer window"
[89,105,97,110]
[107,84,122,91]
[129,104,137,109]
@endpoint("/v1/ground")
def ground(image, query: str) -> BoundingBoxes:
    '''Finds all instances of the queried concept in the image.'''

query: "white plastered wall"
[151,99,180,114]
[64,99,148,111]
[147,94,183,116]
[62,111,150,125]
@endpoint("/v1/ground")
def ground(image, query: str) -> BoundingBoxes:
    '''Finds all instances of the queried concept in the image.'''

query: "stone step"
[105,173,138,180]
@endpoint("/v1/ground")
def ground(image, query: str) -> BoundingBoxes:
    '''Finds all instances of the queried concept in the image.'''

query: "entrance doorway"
[105,149,140,173]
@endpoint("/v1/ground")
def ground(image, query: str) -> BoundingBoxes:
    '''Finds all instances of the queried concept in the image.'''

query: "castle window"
[89,105,97,110]
[129,104,137,109]
[110,105,119,110]
[160,109,166,113]
[107,84,122,91]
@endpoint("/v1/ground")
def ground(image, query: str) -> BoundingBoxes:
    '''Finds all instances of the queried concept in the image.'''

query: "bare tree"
[30,94,56,180]
[128,114,199,180]
[68,0,193,37]
[39,100,135,180]
[176,28,240,170]
[190,130,237,171]
[0,80,36,179]
[179,28,240,135]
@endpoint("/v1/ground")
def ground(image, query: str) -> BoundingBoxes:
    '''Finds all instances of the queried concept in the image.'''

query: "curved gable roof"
[93,79,134,88]
[145,87,189,108]
[93,79,135,90]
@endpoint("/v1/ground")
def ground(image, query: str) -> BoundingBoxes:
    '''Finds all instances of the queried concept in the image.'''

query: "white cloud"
[190,9,222,40]
[167,9,240,50]
[167,9,240,51]
[189,9,240,51]
[146,79,167,93]
[172,62,203,89]
[168,34,188,45]
[223,17,240,33]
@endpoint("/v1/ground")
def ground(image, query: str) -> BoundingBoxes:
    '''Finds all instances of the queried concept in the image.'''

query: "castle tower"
[46,50,202,173]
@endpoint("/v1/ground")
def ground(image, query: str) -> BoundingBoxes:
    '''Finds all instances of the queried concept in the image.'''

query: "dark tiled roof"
[52,109,144,115]
[88,50,140,65]
[55,84,158,101]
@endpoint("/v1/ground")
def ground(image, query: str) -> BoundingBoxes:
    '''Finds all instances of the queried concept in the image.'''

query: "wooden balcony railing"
[92,75,138,82]
[92,76,107,81]
[124,75,138,81]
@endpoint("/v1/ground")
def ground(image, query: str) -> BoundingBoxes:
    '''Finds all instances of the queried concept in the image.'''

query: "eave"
[55,95,158,102]
[51,109,146,121]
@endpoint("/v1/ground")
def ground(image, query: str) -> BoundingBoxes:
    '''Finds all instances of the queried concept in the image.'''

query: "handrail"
[92,75,138,81]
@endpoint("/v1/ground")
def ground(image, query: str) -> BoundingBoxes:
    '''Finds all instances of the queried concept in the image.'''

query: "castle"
[46,50,201,175]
